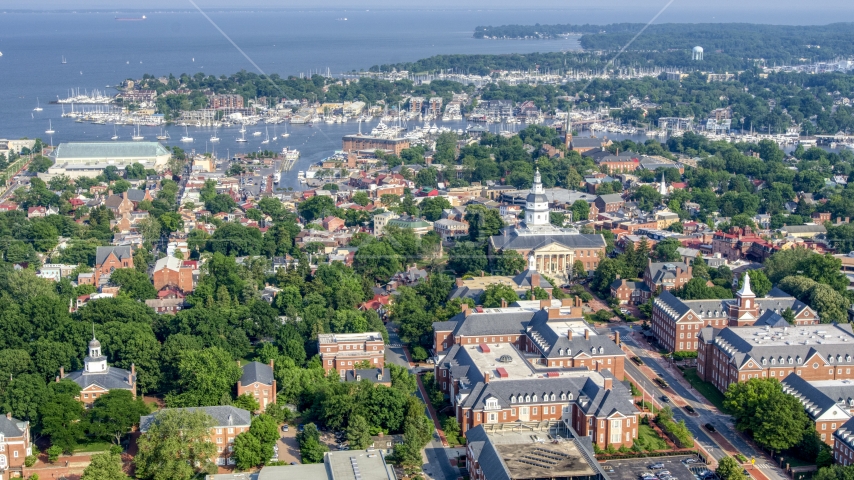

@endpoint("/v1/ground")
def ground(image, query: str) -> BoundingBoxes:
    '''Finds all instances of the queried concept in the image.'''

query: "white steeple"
[737,271,754,297]
[658,172,668,196]
[528,253,537,271]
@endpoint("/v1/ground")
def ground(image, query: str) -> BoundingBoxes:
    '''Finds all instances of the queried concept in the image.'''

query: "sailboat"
[132,124,144,141]
[261,127,270,145]
[111,125,119,140]
[45,120,55,135]
[252,130,262,136]
[156,128,168,141]
[239,124,246,134]
[34,98,43,112]
[210,128,220,142]
[281,122,290,138]
[61,56,67,64]
[236,130,247,143]
[180,126,193,143]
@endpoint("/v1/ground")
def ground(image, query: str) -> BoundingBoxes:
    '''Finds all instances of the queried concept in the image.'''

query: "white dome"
[693,46,704,53]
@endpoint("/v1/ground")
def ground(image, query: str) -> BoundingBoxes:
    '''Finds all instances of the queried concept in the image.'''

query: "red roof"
[496,367,509,378]
[479,344,490,353]
[546,371,560,378]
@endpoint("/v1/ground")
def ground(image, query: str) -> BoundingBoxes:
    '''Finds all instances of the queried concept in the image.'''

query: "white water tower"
[692,46,704,61]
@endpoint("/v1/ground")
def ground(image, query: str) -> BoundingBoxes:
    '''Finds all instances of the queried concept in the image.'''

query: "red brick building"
[318,332,385,376]
[236,361,276,413]
[782,374,854,446]
[0,412,32,478]
[152,256,195,293]
[834,417,854,466]
[652,272,818,353]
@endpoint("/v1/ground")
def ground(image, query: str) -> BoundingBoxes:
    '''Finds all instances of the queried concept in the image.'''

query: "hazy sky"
[1,0,849,26]
[1,0,848,11]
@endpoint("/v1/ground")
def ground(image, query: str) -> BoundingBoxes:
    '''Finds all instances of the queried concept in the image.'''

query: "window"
[533,407,538,414]
[511,408,516,415]
[217,437,223,444]
[551,406,556,414]
[216,428,223,434]
[228,428,234,434]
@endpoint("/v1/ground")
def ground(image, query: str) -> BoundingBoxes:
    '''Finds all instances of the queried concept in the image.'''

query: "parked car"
[661,395,670,403]
[620,308,629,314]
[649,463,666,470]
[298,424,305,432]
[658,471,671,476]
[632,356,644,366]
[683,458,699,464]
[704,423,716,433]
[282,424,289,432]
[684,405,696,414]
[640,474,657,479]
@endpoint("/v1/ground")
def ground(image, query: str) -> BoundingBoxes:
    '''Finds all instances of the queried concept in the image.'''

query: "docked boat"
[273,172,281,184]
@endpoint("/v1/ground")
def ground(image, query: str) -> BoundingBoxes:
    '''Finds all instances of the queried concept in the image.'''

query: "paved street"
[607,324,788,480]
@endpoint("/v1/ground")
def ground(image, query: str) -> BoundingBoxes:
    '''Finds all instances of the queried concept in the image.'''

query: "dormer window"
[762,358,767,365]
[533,394,538,402]
[567,349,571,356]
[550,393,556,401]
[568,393,573,400]
[770,358,776,365]
[788,357,793,364]
[510,396,516,403]
[797,357,803,364]
[525,395,531,403]
[559,349,564,356]
[599,347,604,354]
[561,393,566,400]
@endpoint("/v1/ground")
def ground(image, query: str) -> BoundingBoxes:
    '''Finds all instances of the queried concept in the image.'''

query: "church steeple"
[658,172,668,196]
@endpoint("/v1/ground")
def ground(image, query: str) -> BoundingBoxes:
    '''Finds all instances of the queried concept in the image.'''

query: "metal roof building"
[43,141,170,179]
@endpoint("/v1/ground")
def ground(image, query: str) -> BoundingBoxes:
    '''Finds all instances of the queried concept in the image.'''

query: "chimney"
[567,330,573,340]
[585,329,590,340]
[575,296,582,308]
[615,331,621,346]
[455,277,463,287]
[501,298,507,308]
[480,271,485,277]
[108,189,113,196]
[540,299,550,310]
[123,191,128,200]
[531,273,540,289]
[269,359,274,369]
[484,371,490,384]
[603,377,613,390]
[59,366,64,378]
[548,307,560,319]
[615,274,620,280]
[461,304,470,317]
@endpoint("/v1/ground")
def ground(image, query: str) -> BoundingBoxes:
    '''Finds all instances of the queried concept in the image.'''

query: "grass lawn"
[682,368,729,413]
[636,424,668,451]
[74,440,113,453]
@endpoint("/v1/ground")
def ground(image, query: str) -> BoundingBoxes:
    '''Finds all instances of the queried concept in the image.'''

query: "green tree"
[346,414,372,450]
[716,456,746,480]
[81,452,129,480]
[39,380,85,452]
[88,390,151,444]
[297,423,328,464]
[233,432,262,470]
[420,196,452,222]
[0,374,50,425]
[654,238,682,262]
[351,191,371,207]
[134,409,217,480]
[737,270,772,297]
[480,283,520,308]
[232,393,260,413]
[298,196,336,222]
[109,268,157,301]
[166,347,242,407]
[571,199,590,221]
[464,204,504,241]
[723,378,810,452]
[448,242,487,275]
[493,249,527,275]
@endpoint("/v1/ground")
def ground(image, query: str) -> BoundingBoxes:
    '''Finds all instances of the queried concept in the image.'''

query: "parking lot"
[603,455,711,480]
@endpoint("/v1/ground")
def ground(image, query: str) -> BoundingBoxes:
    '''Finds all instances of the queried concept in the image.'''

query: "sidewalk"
[416,374,449,447]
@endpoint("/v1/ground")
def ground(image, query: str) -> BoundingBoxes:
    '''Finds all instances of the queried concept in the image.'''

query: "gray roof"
[459,371,636,420]
[447,286,485,301]
[780,225,827,234]
[0,415,27,438]
[527,310,625,359]
[240,361,274,386]
[597,193,624,204]
[490,228,606,252]
[344,368,391,383]
[655,289,813,323]
[126,188,149,203]
[834,417,854,451]
[781,374,854,420]
[755,310,790,328]
[711,323,854,370]
[54,141,170,159]
[95,246,133,266]
[511,269,553,289]
[610,279,650,292]
[527,192,549,204]
[66,365,135,391]
[432,320,460,332]
[449,310,533,337]
[464,426,513,480]
[140,406,251,432]
[647,261,690,284]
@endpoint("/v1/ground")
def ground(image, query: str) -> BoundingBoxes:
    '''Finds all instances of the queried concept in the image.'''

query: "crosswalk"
[388,342,403,348]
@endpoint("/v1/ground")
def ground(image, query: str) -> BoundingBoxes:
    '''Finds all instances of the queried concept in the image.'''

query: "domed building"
[488,169,606,281]
[60,332,137,406]
[692,46,704,61]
